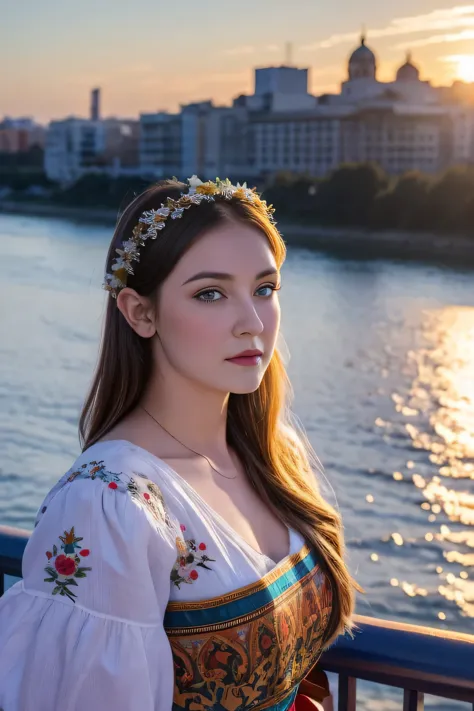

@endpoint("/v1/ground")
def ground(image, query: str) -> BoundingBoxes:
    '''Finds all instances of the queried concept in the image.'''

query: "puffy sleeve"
[0,454,179,711]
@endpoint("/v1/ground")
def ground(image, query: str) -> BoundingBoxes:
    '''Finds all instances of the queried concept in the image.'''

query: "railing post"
[338,675,356,711]
[403,689,424,711]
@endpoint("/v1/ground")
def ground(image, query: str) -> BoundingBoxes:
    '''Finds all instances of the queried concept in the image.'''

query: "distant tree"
[53,174,151,208]
[263,174,320,222]
[372,171,433,230]
[313,163,388,226]
[425,166,474,233]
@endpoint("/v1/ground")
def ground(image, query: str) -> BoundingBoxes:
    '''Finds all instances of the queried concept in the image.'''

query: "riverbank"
[2,199,474,267]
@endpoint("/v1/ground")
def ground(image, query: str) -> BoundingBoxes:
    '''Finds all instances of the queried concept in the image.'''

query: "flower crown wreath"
[103,175,277,298]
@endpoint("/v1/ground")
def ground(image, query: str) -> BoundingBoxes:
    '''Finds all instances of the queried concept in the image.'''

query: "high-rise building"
[91,89,101,121]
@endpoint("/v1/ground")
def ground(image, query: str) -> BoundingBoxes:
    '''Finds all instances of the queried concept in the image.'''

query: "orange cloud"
[301,5,474,51]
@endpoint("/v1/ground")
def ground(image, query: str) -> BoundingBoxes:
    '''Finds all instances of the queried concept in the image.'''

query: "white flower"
[139,208,170,227]
[119,242,140,264]
[111,257,127,272]
[189,193,205,204]
[187,175,203,195]
[171,207,185,219]
[121,239,138,255]
[105,273,126,289]
[221,186,236,200]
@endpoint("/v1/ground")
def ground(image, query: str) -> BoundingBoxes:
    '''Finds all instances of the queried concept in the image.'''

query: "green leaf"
[53,545,58,556]
[52,586,60,595]
[45,566,58,578]
[43,577,56,583]
[76,567,92,574]
[64,578,78,586]
[75,571,87,578]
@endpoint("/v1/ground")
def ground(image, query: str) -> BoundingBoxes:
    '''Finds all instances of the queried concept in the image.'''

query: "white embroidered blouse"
[0,440,312,711]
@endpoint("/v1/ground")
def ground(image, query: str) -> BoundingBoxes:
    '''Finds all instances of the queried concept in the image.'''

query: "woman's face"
[153,220,281,395]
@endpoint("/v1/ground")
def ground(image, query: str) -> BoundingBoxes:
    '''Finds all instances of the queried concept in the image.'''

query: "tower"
[91,88,101,121]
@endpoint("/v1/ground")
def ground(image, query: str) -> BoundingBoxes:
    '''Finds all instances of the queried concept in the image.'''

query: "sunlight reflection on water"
[388,307,474,621]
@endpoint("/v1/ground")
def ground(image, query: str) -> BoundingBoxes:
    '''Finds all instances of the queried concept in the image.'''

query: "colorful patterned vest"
[164,543,332,711]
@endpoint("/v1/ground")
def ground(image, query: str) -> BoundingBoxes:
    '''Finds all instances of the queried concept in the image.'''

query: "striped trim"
[164,544,320,634]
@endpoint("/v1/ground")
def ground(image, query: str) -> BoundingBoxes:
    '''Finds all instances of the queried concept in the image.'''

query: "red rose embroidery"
[180,524,186,531]
[54,555,77,576]
[143,493,150,501]
[108,482,118,490]
[189,570,199,580]
[80,549,90,557]
[198,542,206,551]
[46,551,52,560]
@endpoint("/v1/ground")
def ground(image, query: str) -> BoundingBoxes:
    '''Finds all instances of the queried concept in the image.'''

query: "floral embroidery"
[66,461,170,527]
[171,524,215,589]
[66,460,122,487]
[44,526,92,602]
[127,473,171,527]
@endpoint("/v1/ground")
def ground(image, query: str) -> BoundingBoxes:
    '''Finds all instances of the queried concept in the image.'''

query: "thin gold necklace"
[141,406,238,480]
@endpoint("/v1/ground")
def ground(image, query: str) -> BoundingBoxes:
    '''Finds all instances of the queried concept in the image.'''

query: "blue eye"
[256,284,279,297]
[195,289,224,303]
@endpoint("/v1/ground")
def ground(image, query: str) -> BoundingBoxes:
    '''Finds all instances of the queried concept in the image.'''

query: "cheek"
[160,301,225,350]
[262,298,281,342]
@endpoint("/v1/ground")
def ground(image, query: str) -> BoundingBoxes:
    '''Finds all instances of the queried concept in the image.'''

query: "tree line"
[263,164,474,236]
[2,151,474,236]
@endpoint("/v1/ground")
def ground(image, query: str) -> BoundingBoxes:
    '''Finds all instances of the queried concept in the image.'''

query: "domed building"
[348,34,377,80]
[396,52,420,82]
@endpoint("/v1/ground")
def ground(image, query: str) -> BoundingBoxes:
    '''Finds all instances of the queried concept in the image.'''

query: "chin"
[226,375,264,395]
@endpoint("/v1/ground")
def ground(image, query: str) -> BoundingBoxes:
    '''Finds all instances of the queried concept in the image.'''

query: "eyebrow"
[182,268,278,285]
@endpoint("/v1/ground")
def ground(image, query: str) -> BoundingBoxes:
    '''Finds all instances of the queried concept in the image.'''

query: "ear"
[116,287,156,339]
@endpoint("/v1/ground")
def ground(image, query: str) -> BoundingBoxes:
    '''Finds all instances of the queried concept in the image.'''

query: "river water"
[1,213,473,709]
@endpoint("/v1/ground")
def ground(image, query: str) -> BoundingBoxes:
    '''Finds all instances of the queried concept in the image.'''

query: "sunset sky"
[3,0,474,123]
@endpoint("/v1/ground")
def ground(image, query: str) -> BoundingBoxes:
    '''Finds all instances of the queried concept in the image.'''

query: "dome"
[348,34,376,80]
[396,52,420,81]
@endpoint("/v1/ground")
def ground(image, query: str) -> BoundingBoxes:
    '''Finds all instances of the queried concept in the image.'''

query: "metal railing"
[1,524,473,709]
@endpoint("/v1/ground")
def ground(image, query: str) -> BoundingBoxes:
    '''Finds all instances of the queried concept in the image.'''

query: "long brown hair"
[80,180,357,645]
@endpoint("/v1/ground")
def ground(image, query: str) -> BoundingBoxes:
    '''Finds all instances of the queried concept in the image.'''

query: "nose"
[232,297,264,338]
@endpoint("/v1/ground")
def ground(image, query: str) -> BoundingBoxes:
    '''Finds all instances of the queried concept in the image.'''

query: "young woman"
[0,177,356,711]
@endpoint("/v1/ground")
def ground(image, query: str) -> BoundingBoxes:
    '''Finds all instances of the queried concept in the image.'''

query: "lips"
[228,349,263,359]
[225,349,263,367]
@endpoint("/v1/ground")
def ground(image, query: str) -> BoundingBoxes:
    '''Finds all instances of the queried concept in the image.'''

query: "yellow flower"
[176,536,187,555]
[233,187,247,200]
[114,267,128,285]
[196,182,218,195]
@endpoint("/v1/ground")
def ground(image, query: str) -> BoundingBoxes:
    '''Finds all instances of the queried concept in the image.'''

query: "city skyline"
[4,0,474,123]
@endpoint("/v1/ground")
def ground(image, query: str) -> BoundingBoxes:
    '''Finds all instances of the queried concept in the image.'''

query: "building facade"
[43,39,474,184]
[0,118,45,153]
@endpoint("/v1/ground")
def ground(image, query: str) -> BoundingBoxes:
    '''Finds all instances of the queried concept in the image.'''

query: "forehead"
[174,221,277,277]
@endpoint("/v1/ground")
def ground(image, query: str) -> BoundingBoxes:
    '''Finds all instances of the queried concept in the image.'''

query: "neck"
[140,365,230,458]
